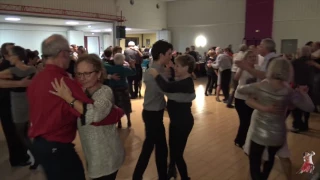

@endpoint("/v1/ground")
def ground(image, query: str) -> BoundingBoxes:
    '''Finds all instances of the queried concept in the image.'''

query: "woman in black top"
[149,54,196,180]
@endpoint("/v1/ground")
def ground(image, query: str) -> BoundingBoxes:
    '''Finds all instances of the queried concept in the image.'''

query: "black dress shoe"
[167,166,177,180]
[29,163,39,170]
[227,104,234,108]
[291,128,300,133]
[11,161,31,167]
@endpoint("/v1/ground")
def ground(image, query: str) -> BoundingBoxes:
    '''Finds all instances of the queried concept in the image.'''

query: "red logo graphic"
[297,151,315,174]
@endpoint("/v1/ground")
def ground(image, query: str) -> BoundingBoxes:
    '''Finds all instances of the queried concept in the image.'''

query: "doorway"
[85,36,100,55]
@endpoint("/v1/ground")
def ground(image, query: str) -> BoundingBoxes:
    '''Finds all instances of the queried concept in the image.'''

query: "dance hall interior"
[1,0,320,180]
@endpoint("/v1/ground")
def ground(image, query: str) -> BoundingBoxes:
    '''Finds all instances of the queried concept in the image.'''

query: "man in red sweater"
[27,34,92,180]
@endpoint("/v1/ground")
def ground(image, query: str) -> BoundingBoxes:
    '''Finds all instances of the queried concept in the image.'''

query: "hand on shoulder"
[148,68,159,77]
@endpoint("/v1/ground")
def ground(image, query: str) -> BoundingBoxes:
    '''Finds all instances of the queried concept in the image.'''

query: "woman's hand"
[262,104,283,114]
[296,85,309,94]
[18,77,32,87]
[148,68,159,77]
[49,78,74,103]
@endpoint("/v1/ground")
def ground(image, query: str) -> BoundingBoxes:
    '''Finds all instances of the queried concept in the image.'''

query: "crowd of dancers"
[0,34,319,180]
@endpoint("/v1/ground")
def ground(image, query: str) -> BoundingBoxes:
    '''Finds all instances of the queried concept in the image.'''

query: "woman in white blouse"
[234,50,259,148]
[50,54,125,180]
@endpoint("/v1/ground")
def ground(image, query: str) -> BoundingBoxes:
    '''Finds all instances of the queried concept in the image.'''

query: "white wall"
[167,0,246,54]
[67,30,85,47]
[273,0,320,52]
[103,34,113,50]
[116,0,167,30]
[0,23,70,52]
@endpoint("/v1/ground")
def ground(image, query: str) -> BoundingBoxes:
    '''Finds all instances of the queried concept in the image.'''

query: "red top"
[27,64,93,143]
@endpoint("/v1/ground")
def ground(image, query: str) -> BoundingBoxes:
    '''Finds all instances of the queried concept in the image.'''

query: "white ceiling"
[0,14,157,34]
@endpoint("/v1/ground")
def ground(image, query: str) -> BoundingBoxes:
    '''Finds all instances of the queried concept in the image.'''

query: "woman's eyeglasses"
[75,71,98,78]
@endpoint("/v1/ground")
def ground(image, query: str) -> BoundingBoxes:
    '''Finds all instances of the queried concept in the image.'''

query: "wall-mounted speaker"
[116,26,126,39]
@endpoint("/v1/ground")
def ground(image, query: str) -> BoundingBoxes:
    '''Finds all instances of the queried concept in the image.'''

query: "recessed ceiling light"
[125,28,132,31]
[65,21,79,25]
[105,28,112,32]
[88,25,91,28]
[91,30,101,33]
[5,17,20,21]
[92,33,95,35]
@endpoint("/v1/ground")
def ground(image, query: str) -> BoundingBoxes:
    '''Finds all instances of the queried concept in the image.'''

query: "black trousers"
[15,122,39,166]
[93,170,118,180]
[168,122,193,180]
[205,74,217,94]
[33,137,85,180]
[133,109,168,180]
[292,108,310,130]
[227,72,238,105]
[220,69,231,100]
[128,65,142,98]
[0,96,29,165]
[249,141,282,180]
[234,98,254,147]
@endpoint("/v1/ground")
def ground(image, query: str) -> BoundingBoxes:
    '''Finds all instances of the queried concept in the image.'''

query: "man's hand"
[307,60,317,66]
[129,60,136,68]
[18,77,32,87]
[111,74,120,81]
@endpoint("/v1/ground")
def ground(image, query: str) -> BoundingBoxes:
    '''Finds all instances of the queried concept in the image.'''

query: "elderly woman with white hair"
[237,58,315,180]
[105,53,136,128]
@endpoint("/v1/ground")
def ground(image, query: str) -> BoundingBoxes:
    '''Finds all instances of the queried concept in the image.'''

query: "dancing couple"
[133,40,196,180]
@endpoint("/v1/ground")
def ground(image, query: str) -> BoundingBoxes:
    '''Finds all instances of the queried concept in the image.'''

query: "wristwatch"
[69,99,77,108]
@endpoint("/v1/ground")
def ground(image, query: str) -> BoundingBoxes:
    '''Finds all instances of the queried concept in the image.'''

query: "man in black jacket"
[291,46,314,133]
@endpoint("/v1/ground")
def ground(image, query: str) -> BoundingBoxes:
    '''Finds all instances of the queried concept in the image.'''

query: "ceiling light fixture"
[125,28,132,31]
[65,21,79,25]
[105,28,112,32]
[92,33,95,35]
[5,17,21,21]
[88,25,92,28]
[91,30,101,33]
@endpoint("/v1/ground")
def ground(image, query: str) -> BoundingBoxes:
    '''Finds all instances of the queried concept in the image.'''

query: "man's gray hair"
[238,44,248,52]
[41,34,70,59]
[261,38,276,53]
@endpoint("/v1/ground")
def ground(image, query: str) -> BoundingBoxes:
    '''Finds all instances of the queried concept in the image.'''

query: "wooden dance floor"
[0,78,319,180]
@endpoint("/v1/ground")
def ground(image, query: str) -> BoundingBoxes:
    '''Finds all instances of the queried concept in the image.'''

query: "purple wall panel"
[245,0,274,44]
